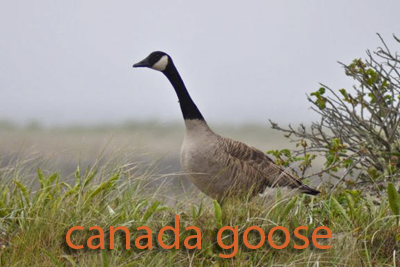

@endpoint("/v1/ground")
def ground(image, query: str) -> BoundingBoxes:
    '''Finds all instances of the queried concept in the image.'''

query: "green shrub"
[270,34,400,188]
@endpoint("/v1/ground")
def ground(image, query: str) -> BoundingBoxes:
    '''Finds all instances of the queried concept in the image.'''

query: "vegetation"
[269,34,400,191]
[0,155,399,266]
[2,35,400,266]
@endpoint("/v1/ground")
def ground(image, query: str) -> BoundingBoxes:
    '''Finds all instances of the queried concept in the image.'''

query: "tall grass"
[0,155,399,266]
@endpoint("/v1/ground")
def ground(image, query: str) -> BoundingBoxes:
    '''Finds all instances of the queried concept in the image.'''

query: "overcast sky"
[0,0,399,126]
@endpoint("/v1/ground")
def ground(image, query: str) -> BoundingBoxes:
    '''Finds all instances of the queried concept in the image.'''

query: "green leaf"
[86,170,120,202]
[388,183,400,225]
[46,173,59,188]
[344,192,355,219]
[192,205,197,221]
[213,200,223,228]
[14,180,30,207]
[37,169,45,189]
[142,201,161,222]
[83,170,97,188]
[74,165,81,187]
[280,197,297,222]
[101,250,110,267]
[331,196,352,225]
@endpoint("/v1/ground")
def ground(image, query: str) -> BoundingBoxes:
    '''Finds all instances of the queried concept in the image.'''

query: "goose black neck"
[163,62,205,121]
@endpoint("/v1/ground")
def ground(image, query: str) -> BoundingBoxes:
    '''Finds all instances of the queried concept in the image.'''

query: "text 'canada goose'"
[133,51,320,203]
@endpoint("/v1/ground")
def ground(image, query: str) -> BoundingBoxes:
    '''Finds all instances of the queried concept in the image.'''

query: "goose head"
[133,51,170,72]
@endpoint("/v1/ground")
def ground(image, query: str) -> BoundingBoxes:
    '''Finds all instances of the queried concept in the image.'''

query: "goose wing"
[218,136,319,195]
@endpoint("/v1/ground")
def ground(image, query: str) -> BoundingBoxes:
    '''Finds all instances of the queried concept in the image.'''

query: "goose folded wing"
[218,136,304,189]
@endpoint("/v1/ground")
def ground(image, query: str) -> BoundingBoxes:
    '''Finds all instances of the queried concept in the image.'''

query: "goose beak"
[133,59,150,68]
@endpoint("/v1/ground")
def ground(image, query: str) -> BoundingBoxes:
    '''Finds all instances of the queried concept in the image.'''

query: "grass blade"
[388,182,400,225]
[213,200,222,228]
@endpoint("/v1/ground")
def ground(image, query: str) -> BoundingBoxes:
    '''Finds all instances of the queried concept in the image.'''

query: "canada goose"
[133,51,320,202]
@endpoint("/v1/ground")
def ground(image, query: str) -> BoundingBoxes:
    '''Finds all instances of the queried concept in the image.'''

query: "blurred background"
[1,0,399,179]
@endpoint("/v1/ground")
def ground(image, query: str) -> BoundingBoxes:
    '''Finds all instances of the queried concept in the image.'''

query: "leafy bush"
[269,34,400,188]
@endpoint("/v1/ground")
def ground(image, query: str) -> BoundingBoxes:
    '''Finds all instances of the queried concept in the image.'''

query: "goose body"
[133,51,320,202]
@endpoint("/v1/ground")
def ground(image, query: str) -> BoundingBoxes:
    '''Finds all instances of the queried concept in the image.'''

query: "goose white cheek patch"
[151,55,169,71]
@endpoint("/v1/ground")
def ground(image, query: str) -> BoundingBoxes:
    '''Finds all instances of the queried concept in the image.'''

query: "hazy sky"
[0,0,399,126]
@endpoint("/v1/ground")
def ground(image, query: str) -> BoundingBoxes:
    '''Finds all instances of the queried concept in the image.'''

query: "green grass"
[0,157,399,266]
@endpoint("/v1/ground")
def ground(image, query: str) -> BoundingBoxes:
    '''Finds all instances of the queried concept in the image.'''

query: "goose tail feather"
[300,185,320,196]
